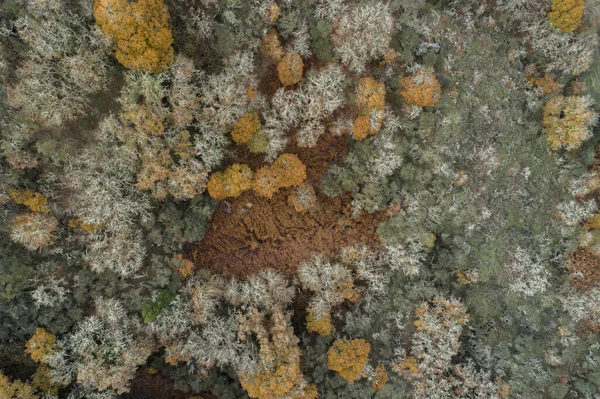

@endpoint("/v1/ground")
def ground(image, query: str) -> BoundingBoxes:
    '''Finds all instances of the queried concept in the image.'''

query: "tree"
[400,68,442,107]
[25,328,57,364]
[232,113,261,144]
[353,77,386,140]
[288,183,317,212]
[10,213,58,251]
[277,52,304,86]
[542,95,598,151]
[9,189,49,213]
[327,338,371,383]
[93,0,174,72]
[253,154,307,198]
[548,0,585,33]
[0,372,37,399]
[207,164,254,200]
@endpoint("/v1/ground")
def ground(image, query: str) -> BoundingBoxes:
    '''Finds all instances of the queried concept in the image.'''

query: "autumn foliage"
[207,164,254,200]
[327,338,371,383]
[277,52,304,86]
[400,68,442,107]
[548,0,585,33]
[232,113,261,144]
[0,372,37,399]
[253,154,307,198]
[9,189,49,213]
[353,77,386,140]
[25,328,57,363]
[93,0,174,72]
[306,311,333,336]
[542,95,598,151]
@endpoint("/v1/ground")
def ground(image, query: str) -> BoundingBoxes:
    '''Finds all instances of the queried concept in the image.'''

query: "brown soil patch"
[190,134,385,278]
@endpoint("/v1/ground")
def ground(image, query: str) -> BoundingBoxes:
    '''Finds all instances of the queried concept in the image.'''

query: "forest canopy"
[0,0,600,398]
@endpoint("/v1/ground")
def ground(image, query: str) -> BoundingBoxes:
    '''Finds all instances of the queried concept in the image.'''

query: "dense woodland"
[1,0,600,398]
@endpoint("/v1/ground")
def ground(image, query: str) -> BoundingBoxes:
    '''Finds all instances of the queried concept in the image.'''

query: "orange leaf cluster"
[260,30,284,62]
[266,2,281,24]
[93,0,174,72]
[548,0,584,33]
[306,311,333,336]
[207,164,254,200]
[277,52,304,86]
[327,338,371,383]
[525,65,561,95]
[253,154,307,198]
[353,77,386,140]
[232,113,261,144]
[9,189,49,213]
[170,253,195,278]
[25,328,57,364]
[400,68,441,107]
[371,365,389,392]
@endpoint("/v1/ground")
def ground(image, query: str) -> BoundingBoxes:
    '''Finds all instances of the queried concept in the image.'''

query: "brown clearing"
[190,133,385,278]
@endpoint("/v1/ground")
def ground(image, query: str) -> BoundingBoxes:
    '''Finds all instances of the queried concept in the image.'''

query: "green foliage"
[142,290,175,323]
[310,20,333,62]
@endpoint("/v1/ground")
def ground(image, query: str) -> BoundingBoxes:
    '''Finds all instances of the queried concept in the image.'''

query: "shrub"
[232,113,261,144]
[10,213,58,250]
[277,52,304,86]
[93,0,174,72]
[542,95,598,151]
[327,338,371,383]
[548,0,584,33]
[400,68,441,107]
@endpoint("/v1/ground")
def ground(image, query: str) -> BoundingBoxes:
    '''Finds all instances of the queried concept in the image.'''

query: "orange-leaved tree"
[277,52,304,86]
[548,0,585,33]
[25,328,57,363]
[9,189,49,213]
[353,77,386,140]
[253,154,307,198]
[207,164,254,200]
[400,68,441,107]
[93,0,174,72]
[327,338,371,383]
[232,113,261,144]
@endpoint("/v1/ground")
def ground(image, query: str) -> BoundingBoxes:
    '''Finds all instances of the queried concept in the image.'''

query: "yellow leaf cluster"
[277,52,304,86]
[548,0,584,33]
[9,189,48,213]
[400,68,441,107]
[93,0,174,73]
[232,113,261,144]
[68,218,102,233]
[327,338,371,383]
[353,77,386,140]
[25,328,57,363]
[31,366,60,397]
[542,95,598,151]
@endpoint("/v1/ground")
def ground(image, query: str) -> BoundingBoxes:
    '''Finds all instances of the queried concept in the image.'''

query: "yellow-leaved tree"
[548,0,585,33]
[94,0,174,73]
